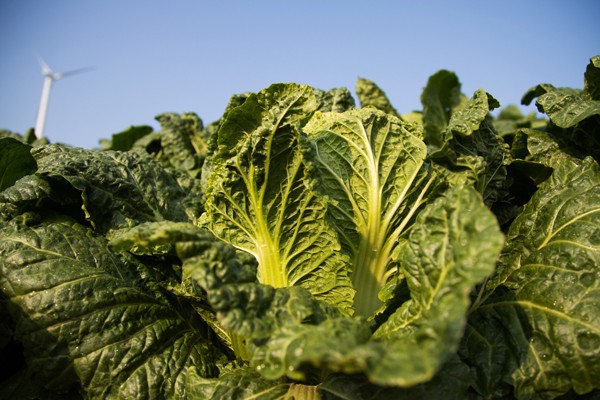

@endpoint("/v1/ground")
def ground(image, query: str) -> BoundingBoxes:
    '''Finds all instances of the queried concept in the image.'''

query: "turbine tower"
[34,58,93,139]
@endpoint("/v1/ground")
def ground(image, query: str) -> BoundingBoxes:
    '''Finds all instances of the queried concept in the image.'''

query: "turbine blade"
[36,55,52,76]
[58,66,95,79]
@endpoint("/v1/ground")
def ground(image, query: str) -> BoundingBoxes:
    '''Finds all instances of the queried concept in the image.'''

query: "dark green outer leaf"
[459,305,516,399]
[99,125,153,151]
[31,145,200,237]
[319,355,471,400]
[0,175,53,221]
[584,55,600,101]
[480,156,600,398]
[155,112,206,178]
[521,84,562,107]
[0,137,37,191]
[0,219,226,399]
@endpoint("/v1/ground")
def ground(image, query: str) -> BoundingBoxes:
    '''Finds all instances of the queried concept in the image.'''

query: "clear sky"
[1,0,598,149]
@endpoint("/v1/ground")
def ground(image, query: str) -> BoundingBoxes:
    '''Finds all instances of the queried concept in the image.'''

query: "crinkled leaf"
[368,185,503,385]
[446,89,500,139]
[315,87,356,113]
[0,175,51,220]
[199,185,502,387]
[514,128,588,171]
[520,59,600,164]
[477,156,600,398]
[303,107,431,316]
[430,89,510,208]
[0,173,86,224]
[522,83,600,129]
[110,220,204,255]
[110,220,253,358]
[203,83,354,313]
[451,119,511,207]
[193,271,369,383]
[184,248,345,369]
[250,315,373,381]
[32,145,201,237]
[185,366,293,400]
[0,219,226,399]
[0,137,37,191]
[155,112,206,178]
[355,78,400,117]
[153,226,359,381]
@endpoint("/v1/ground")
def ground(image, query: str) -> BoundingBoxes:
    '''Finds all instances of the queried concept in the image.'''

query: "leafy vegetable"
[303,107,432,316]
[0,218,225,399]
[1,56,599,399]
[202,83,355,312]
[0,137,37,191]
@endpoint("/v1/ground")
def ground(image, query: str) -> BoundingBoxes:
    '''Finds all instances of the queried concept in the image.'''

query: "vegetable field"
[1,56,599,399]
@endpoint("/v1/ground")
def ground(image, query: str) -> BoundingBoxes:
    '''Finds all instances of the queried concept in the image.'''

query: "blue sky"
[1,0,598,149]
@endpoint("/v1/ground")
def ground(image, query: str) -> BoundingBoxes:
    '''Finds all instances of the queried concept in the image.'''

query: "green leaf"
[446,89,500,138]
[183,242,346,372]
[319,355,471,400]
[478,156,600,398]
[428,89,510,208]
[99,125,153,151]
[303,108,431,316]
[315,87,356,113]
[584,55,600,101]
[0,218,226,399]
[110,220,257,360]
[0,137,37,191]
[185,366,294,400]
[32,145,201,237]
[110,220,204,255]
[203,83,354,313]
[0,173,85,223]
[522,84,600,129]
[0,175,51,221]
[492,104,548,139]
[420,70,463,152]
[155,112,207,178]
[368,185,503,385]
[199,185,502,388]
[355,78,400,117]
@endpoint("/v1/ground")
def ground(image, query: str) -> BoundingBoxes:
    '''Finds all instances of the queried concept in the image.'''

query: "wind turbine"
[34,57,94,139]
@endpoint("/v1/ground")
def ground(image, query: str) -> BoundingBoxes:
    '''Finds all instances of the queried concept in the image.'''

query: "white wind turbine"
[34,57,94,139]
